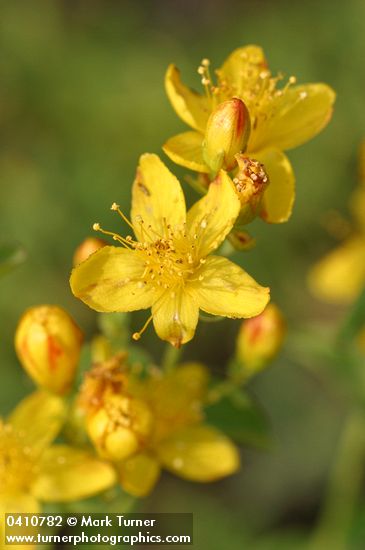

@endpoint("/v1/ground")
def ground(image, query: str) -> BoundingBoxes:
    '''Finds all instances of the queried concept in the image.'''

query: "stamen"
[132,315,153,341]
[93,223,131,249]
[111,203,136,232]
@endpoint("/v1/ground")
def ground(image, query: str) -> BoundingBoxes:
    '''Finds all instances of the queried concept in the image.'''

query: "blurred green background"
[1,0,365,547]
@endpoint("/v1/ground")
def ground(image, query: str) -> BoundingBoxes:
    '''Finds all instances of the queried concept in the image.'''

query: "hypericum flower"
[15,305,83,395]
[309,142,365,304]
[163,45,335,223]
[70,154,270,347]
[0,391,116,529]
[79,360,240,497]
[235,303,286,379]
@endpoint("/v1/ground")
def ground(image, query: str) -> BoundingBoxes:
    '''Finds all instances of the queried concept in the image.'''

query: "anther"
[132,315,153,341]
[93,223,101,231]
[111,202,119,211]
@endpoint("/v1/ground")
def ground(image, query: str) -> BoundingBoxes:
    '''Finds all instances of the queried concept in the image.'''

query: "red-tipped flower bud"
[15,305,83,394]
[236,304,286,379]
[73,237,106,266]
[202,98,250,174]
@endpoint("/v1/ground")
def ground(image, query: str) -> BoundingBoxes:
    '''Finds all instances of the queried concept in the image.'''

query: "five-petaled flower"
[0,390,116,540]
[163,45,335,223]
[70,154,270,347]
[80,360,240,497]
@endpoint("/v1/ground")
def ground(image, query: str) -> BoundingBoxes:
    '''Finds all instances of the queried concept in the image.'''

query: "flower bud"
[233,155,269,225]
[202,98,250,173]
[73,237,106,266]
[235,304,286,379]
[228,229,256,251]
[87,394,153,462]
[15,305,83,394]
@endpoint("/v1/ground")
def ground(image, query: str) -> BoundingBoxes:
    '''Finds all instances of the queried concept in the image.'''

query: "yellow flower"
[0,390,116,543]
[81,361,240,497]
[70,154,270,347]
[309,142,365,304]
[163,45,335,223]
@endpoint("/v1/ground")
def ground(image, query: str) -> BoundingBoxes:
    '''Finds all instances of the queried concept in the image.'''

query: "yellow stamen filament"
[132,315,153,341]
[93,223,131,249]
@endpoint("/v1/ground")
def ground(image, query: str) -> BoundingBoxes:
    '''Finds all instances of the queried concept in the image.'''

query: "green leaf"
[0,242,26,277]
[205,389,271,449]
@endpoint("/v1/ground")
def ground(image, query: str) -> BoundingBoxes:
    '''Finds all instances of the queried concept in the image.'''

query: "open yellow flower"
[163,45,335,223]
[0,390,116,534]
[70,154,269,347]
[81,361,240,497]
[309,143,365,304]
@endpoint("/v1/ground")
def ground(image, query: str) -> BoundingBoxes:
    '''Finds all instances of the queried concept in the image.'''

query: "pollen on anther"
[93,223,101,231]
[111,202,119,211]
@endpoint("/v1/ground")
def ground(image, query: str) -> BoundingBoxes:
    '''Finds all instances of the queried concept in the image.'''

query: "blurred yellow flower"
[15,305,83,395]
[0,390,116,541]
[80,361,240,497]
[70,154,269,347]
[309,142,365,304]
[163,45,335,223]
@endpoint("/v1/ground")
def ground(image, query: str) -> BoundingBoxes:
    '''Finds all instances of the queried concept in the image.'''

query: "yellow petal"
[165,64,210,132]
[157,424,240,482]
[32,445,116,502]
[192,255,270,318]
[308,236,365,304]
[9,390,66,454]
[218,45,267,97]
[0,492,39,550]
[250,83,335,152]
[131,153,186,241]
[146,363,208,442]
[254,148,295,223]
[169,362,209,399]
[119,453,160,497]
[152,288,199,347]
[70,246,156,312]
[187,170,240,257]
[163,131,209,173]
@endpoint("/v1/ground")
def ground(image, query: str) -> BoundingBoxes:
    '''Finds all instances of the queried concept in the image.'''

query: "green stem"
[310,407,365,550]
[161,344,182,373]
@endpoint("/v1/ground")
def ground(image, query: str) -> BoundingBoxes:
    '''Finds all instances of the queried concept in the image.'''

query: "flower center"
[0,421,36,494]
[93,203,210,341]
[94,204,205,292]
